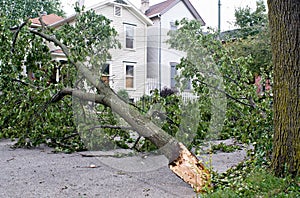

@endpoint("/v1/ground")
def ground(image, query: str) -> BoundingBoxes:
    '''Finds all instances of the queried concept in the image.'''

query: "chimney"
[141,0,149,14]
[77,0,85,7]
[41,11,47,16]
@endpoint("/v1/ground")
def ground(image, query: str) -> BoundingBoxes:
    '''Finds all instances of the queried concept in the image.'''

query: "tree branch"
[194,79,254,108]
[51,88,105,104]
[184,59,242,87]
[12,78,46,90]
[38,14,47,30]
[11,19,29,53]
[89,125,134,131]
[30,29,71,57]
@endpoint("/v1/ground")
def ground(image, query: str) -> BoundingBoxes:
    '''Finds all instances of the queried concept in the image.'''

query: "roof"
[145,0,205,25]
[30,14,64,27]
[145,0,174,17]
[50,0,152,28]
[51,49,64,54]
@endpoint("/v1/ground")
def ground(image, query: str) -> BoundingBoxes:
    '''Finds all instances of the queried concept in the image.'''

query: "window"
[184,78,192,90]
[125,64,135,89]
[170,21,177,31]
[125,25,135,49]
[101,63,110,85]
[170,62,178,89]
[114,5,122,17]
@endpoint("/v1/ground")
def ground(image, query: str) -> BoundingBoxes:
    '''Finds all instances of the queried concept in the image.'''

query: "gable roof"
[145,0,205,25]
[30,14,64,27]
[50,0,152,28]
[145,0,174,17]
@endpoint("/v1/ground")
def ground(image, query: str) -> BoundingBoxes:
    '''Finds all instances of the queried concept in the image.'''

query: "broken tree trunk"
[31,30,211,193]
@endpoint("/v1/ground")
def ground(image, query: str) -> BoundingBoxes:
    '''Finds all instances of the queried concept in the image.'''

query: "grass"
[199,168,300,198]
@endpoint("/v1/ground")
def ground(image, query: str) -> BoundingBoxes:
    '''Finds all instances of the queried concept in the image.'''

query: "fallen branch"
[31,28,211,192]
[51,87,211,192]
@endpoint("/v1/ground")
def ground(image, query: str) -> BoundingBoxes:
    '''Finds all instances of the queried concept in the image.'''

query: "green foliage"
[75,103,132,151]
[235,0,267,28]
[224,28,272,75]
[0,6,120,152]
[56,7,120,72]
[0,0,64,25]
[132,88,206,151]
[117,89,130,102]
[168,18,273,162]
[136,89,182,151]
[210,142,241,153]
[204,163,300,197]
[0,15,81,150]
[233,0,268,38]
[223,0,272,75]
[166,7,278,195]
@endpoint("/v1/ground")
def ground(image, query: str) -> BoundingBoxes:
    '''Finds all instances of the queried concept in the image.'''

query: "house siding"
[99,4,148,100]
[147,1,197,90]
[54,2,149,101]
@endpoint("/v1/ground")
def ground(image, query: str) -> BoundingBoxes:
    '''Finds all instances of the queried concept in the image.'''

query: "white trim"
[101,62,112,86]
[124,62,136,90]
[56,67,60,82]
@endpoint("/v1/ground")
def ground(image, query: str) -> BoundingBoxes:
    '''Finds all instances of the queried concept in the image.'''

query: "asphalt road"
[0,139,248,198]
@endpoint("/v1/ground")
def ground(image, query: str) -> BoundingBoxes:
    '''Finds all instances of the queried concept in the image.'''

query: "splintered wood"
[169,143,211,193]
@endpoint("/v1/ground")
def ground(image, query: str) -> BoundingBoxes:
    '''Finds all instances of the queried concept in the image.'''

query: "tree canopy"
[0,5,119,150]
[235,0,267,29]
[0,0,64,25]
[222,0,272,75]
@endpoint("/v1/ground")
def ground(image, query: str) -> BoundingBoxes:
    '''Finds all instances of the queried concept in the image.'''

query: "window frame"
[124,24,136,50]
[101,63,110,85]
[170,62,178,89]
[183,78,192,91]
[124,62,136,90]
[170,21,177,31]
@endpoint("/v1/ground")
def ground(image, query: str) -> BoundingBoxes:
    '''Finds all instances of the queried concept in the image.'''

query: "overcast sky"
[61,0,268,31]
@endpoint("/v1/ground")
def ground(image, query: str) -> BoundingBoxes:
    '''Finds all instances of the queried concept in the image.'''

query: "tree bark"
[268,0,300,177]
[30,30,211,192]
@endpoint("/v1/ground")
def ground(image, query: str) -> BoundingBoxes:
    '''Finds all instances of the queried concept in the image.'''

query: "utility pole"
[218,0,221,32]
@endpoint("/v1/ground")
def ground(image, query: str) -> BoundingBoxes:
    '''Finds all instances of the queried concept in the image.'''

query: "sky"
[61,0,268,31]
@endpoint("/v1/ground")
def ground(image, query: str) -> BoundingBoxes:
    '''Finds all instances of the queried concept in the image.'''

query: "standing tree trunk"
[268,0,300,177]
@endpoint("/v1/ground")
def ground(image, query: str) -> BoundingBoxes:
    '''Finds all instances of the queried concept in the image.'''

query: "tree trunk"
[30,30,211,192]
[268,0,300,177]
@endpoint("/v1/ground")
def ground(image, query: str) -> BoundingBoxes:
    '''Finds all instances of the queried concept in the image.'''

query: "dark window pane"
[102,64,110,75]
[125,25,134,48]
[126,65,134,76]
[170,63,177,88]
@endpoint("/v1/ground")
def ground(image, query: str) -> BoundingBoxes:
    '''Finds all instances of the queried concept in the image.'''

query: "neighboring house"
[31,0,152,101]
[28,14,65,82]
[141,0,205,98]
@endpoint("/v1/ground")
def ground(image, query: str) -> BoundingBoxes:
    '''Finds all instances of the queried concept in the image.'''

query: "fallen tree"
[27,25,211,192]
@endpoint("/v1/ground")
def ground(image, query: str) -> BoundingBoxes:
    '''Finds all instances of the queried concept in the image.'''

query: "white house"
[31,0,152,101]
[141,0,205,96]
